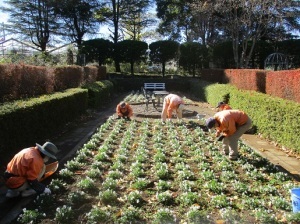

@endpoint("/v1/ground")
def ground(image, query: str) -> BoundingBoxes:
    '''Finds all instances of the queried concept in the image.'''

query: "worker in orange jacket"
[161,94,185,122]
[216,101,232,111]
[4,142,59,198]
[206,110,252,160]
[116,101,133,120]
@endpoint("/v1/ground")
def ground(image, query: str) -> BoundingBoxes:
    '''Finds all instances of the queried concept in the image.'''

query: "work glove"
[217,135,225,141]
[43,187,51,195]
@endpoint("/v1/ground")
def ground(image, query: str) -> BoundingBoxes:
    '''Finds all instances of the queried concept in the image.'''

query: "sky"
[0,0,8,23]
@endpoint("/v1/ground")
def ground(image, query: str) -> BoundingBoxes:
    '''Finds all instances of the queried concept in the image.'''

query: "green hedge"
[82,80,114,108]
[0,88,88,163]
[190,80,300,153]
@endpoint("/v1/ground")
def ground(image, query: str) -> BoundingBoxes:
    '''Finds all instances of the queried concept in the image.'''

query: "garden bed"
[14,93,300,224]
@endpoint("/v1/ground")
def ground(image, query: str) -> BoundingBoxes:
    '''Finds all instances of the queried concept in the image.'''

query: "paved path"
[0,95,299,223]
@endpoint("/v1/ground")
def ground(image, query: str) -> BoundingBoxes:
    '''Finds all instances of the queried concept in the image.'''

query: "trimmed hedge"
[0,88,88,163]
[82,80,114,108]
[190,80,300,153]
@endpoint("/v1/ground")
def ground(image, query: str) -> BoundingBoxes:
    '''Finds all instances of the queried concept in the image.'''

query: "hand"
[43,187,51,195]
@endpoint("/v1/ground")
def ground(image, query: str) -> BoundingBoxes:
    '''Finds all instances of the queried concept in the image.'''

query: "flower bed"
[18,116,299,223]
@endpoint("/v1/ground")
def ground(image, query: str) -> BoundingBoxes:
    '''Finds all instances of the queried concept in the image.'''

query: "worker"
[116,101,133,120]
[3,142,59,198]
[216,101,232,111]
[206,110,252,160]
[161,94,185,122]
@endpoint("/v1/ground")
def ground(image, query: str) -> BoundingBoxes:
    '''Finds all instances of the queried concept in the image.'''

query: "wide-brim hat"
[178,104,185,111]
[36,142,59,160]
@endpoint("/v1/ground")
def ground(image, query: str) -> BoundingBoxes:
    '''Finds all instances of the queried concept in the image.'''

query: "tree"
[117,40,148,75]
[149,40,179,77]
[213,0,300,68]
[95,0,126,72]
[187,0,221,46]
[155,0,193,42]
[120,0,154,41]
[50,0,100,52]
[179,42,207,77]
[2,0,58,52]
[80,38,114,66]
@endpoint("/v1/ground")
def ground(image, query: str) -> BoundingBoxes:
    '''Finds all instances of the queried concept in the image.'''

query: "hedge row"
[190,80,300,153]
[200,69,300,103]
[0,64,107,103]
[0,80,114,166]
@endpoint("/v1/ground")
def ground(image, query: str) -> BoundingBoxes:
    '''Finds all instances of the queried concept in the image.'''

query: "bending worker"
[206,110,252,160]
[161,93,185,122]
[116,101,133,120]
[4,142,59,198]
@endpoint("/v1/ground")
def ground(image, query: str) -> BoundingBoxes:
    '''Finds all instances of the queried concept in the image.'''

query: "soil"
[3,91,297,223]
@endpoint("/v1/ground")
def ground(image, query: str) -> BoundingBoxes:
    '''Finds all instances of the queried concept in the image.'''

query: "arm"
[127,105,133,117]
[116,105,123,117]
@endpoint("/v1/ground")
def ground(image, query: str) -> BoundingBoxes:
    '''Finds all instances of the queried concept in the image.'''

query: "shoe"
[229,157,238,161]
[21,189,37,197]
[6,190,20,198]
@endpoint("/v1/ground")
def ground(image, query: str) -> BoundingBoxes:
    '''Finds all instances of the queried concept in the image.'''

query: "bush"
[190,80,300,153]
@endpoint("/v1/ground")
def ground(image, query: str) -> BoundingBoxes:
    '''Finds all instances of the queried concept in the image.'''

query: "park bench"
[144,83,166,91]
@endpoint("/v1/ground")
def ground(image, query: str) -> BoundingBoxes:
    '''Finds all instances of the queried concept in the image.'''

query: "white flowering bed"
[18,117,299,223]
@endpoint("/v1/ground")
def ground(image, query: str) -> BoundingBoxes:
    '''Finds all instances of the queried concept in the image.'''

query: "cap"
[120,102,126,108]
[36,142,59,160]
[216,101,225,108]
[206,117,216,129]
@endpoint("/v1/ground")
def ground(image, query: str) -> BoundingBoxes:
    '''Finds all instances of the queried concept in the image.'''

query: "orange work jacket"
[5,147,44,189]
[116,103,133,117]
[219,104,232,111]
[214,109,249,137]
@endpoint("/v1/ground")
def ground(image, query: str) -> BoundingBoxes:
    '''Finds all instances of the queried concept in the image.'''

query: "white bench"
[144,83,166,91]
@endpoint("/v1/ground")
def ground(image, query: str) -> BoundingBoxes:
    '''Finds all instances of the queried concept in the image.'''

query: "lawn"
[16,94,300,224]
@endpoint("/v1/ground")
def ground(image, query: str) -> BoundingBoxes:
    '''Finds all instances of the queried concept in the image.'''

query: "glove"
[217,135,225,141]
[43,187,51,195]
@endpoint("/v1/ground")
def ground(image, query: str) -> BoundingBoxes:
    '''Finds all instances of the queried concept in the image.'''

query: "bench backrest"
[144,83,165,90]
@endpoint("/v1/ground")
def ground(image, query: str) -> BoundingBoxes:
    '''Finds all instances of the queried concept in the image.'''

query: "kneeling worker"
[4,142,59,198]
[161,93,185,122]
[116,101,133,120]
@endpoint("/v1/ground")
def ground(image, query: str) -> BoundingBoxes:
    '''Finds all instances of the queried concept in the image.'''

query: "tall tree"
[50,0,100,51]
[213,0,300,68]
[156,0,193,42]
[187,0,220,46]
[95,0,126,72]
[121,0,154,41]
[1,0,58,52]
[149,40,179,77]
